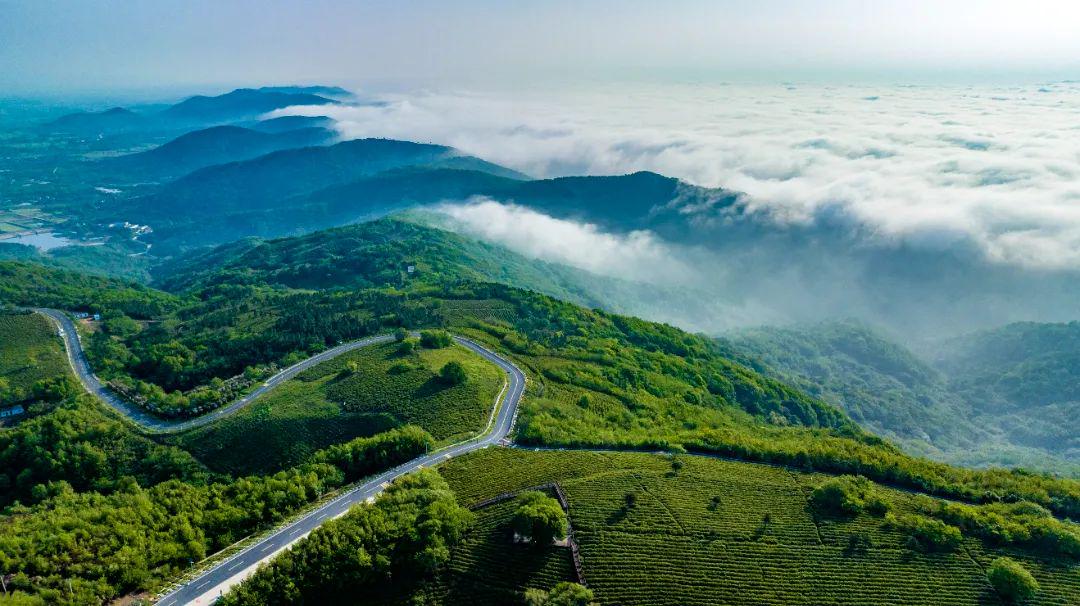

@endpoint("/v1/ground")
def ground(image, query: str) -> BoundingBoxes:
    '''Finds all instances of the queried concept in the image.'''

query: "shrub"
[393,328,409,342]
[886,513,963,552]
[524,582,596,606]
[809,475,888,516]
[512,491,568,546]
[396,339,416,356]
[987,557,1039,602]
[439,361,467,386]
[420,330,453,348]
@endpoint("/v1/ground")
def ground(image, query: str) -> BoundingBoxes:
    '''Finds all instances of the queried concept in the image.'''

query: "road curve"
[36,308,525,605]
[36,308,396,433]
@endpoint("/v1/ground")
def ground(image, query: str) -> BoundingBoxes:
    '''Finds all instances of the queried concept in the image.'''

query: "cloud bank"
[435,197,696,286]
[273,81,1080,269]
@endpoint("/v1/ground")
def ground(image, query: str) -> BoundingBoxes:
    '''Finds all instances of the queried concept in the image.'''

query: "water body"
[1,231,75,251]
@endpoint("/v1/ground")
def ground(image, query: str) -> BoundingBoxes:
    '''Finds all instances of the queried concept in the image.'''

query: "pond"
[1,231,76,251]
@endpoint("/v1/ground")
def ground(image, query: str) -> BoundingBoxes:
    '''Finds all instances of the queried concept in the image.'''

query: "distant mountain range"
[58,102,1074,341]
[105,124,336,180]
[160,88,338,123]
[43,86,345,134]
[44,106,146,134]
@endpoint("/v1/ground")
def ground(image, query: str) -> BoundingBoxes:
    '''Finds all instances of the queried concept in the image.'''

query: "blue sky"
[2,0,1079,94]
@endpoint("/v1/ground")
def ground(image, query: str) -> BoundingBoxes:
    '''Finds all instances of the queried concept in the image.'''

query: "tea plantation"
[168,340,503,475]
[418,448,1080,606]
[0,312,71,406]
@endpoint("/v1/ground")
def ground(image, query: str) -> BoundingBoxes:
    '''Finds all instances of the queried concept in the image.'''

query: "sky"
[2,0,1080,94]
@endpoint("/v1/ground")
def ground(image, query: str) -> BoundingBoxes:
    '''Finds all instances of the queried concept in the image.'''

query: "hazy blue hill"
[256,85,353,99]
[106,124,335,179]
[106,142,528,250]
[250,115,334,133]
[160,88,337,123]
[43,106,147,134]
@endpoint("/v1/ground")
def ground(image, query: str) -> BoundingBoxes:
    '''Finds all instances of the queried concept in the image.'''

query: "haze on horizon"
[2,0,1080,95]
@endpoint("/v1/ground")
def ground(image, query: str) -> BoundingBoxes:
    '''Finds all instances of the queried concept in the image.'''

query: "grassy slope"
[0,312,72,404]
[409,448,1079,606]
[168,341,503,475]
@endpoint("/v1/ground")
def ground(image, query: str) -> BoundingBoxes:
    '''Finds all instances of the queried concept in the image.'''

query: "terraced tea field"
[429,449,1080,606]
[168,341,504,475]
[0,312,71,404]
[439,298,517,327]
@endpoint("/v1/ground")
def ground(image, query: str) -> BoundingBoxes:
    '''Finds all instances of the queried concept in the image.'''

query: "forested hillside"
[725,321,1079,475]
[1,219,1077,605]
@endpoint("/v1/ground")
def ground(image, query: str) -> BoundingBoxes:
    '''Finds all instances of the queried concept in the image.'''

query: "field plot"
[428,449,1080,606]
[169,341,503,475]
[0,312,71,404]
[439,298,517,327]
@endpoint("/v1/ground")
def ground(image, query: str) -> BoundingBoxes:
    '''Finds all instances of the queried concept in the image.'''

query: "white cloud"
[273,81,1080,269]
[434,197,696,286]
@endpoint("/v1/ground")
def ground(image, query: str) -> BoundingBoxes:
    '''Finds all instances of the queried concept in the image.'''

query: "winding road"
[35,309,526,605]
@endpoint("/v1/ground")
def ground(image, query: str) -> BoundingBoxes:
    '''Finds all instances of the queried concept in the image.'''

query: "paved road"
[37,309,525,605]
[154,335,525,606]
[36,308,396,433]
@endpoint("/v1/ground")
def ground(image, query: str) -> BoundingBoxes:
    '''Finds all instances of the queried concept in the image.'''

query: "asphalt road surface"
[36,309,525,605]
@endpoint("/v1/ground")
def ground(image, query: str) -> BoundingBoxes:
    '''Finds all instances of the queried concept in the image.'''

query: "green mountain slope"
[933,322,1080,461]
[1,223,1078,604]
[724,321,1079,475]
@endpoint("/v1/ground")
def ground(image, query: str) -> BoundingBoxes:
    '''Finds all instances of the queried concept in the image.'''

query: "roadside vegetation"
[217,469,473,606]
[168,341,502,475]
[0,425,431,604]
[0,311,74,407]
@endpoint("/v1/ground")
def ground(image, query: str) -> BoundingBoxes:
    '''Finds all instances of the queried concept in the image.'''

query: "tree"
[419,330,452,348]
[987,557,1039,603]
[809,475,888,516]
[524,582,596,606]
[670,457,684,474]
[512,491,567,546]
[439,361,467,386]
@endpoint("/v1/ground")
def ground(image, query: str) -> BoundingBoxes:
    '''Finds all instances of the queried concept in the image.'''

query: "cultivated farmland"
[427,449,1080,606]
[0,311,71,405]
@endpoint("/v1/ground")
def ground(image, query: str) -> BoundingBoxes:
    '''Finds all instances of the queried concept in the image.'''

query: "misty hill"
[106,142,527,250]
[43,107,146,134]
[932,322,1080,461]
[86,136,1080,339]
[257,85,353,99]
[105,124,335,179]
[153,216,618,299]
[160,88,337,123]
[250,115,334,133]
[726,321,1079,474]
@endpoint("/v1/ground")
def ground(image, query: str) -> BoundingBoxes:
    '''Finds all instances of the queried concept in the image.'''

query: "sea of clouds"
[273,81,1080,272]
